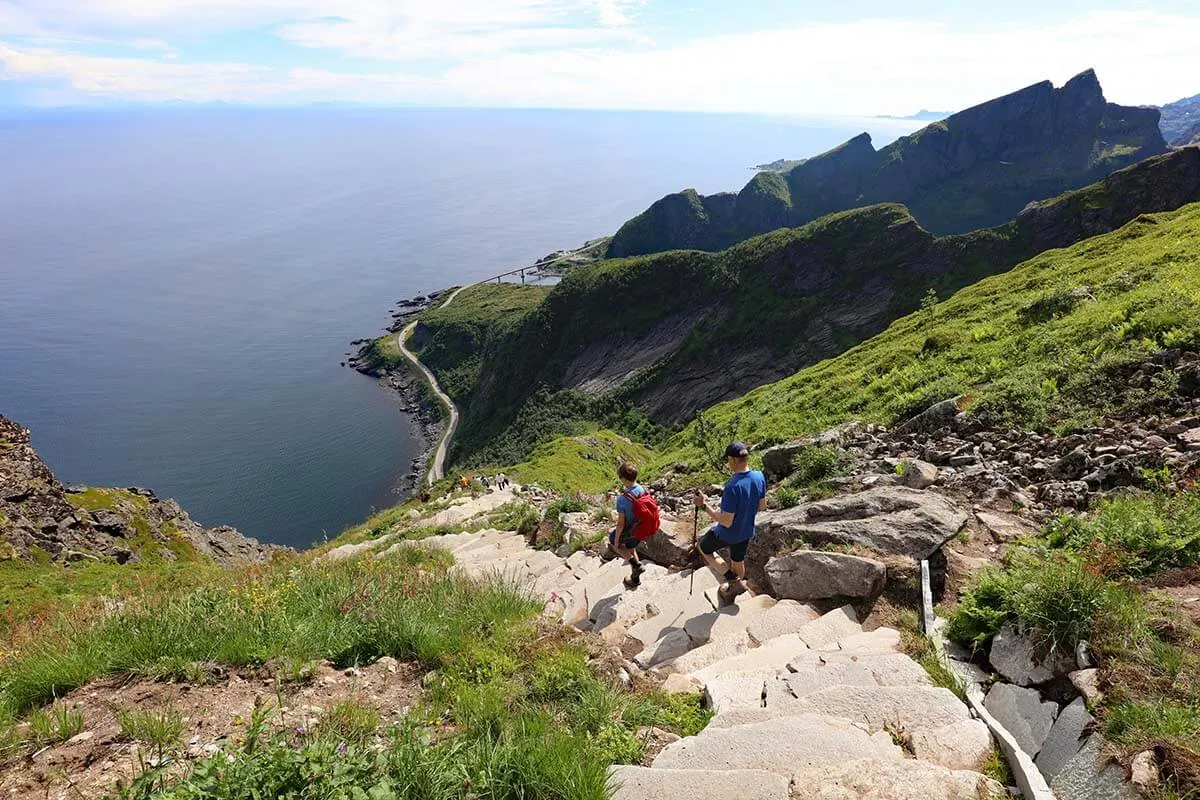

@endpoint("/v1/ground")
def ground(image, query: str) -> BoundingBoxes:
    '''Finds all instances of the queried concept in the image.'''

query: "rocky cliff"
[0,415,277,567]
[437,147,1200,465]
[607,70,1166,257]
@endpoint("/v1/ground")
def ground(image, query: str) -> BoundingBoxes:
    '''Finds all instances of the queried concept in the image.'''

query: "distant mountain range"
[606,69,1166,258]
[875,109,951,121]
[1159,92,1200,146]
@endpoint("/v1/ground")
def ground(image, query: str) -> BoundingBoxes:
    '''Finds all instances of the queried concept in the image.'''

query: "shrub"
[783,445,842,491]
[775,487,801,509]
[489,502,540,538]
[1017,285,1085,325]
[945,551,1147,653]
[1045,491,1200,577]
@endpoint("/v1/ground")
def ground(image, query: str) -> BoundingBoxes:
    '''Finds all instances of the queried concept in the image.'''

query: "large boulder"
[751,487,968,576]
[893,397,963,436]
[637,526,694,567]
[765,550,886,600]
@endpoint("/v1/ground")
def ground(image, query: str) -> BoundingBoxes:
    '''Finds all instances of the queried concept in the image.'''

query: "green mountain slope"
[608,70,1165,258]
[404,148,1200,468]
[658,200,1200,466]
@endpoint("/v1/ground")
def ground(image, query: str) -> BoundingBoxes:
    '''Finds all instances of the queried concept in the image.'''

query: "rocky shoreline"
[344,290,447,494]
[382,366,446,496]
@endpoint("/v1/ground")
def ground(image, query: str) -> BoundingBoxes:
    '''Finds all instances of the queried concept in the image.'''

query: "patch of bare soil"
[1147,567,1200,626]
[0,659,423,800]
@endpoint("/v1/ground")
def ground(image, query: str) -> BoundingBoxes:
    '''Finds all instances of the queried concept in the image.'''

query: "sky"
[0,0,1197,114]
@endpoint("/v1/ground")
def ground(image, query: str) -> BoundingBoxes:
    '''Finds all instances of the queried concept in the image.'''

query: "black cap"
[724,441,749,459]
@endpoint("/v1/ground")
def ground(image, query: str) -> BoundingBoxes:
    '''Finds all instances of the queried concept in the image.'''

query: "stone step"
[683,594,777,646]
[745,598,823,645]
[591,564,679,631]
[814,627,901,656]
[657,630,751,675]
[788,757,1006,799]
[651,714,902,780]
[814,652,934,687]
[788,685,971,736]
[561,559,632,626]
[793,605,862,649]
[625,571,719,648]
[688,633,814,683]
[607,766,789,800]
[702,675,766,713]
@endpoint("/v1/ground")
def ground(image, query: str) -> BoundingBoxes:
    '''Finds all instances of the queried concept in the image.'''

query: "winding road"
[397,285,467,485]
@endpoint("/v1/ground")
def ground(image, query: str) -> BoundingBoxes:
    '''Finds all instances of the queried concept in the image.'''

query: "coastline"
[380,366,446,497]
[343,235,610,491]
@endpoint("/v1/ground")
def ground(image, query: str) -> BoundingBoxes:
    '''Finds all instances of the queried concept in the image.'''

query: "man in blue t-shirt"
[693,441,766,596]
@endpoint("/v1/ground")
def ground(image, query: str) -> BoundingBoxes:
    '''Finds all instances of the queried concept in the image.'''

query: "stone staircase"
[410,526,1009,800]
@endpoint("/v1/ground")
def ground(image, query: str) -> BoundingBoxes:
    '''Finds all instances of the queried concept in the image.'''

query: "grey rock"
[1035,697,1094,779]
[989,624,1055,686]
[1069,668,1102,703]
[1050,737,1139,800]
[894,398,963,437]
[756,486,968,561]
[765,550,886,600]
[652,714,902,779]
[636,527,694,568]
[984,683,1058,757]
[1050,446,1092,480]
[898,459,939,489]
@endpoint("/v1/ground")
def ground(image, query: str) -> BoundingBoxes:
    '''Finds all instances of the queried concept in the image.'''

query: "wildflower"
[337,742,348,755]
[295,725,308,736]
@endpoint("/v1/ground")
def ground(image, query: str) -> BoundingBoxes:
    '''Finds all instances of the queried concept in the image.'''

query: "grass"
[660,202,1200,465]
[508,430,654,495]
[1,534,708,799]
[0,548,525,716]
[27,701,84,744]
[116,705,184,749]
[410,282,551,404]
[946,488,1200,793]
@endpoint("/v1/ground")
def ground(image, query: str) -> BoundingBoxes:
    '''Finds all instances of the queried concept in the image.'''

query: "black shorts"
[609,527,638,551]
[699,528,750,563]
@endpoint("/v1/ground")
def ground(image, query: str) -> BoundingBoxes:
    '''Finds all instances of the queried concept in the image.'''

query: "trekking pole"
[690,502,699,595]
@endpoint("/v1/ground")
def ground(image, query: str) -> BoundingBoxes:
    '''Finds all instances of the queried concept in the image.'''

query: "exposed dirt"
[0,659,423,800]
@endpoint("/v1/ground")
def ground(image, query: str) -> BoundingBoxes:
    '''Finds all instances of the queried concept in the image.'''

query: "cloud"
[1,8,1198,111]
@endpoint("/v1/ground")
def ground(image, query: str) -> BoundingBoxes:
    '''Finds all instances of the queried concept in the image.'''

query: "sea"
[0,107,921,548]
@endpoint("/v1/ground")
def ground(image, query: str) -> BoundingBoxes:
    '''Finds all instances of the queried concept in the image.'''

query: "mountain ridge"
[401,147,1200,468]
[607,69,1166,258]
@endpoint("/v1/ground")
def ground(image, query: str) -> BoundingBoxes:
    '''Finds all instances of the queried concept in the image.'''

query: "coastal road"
[397,285,467,485]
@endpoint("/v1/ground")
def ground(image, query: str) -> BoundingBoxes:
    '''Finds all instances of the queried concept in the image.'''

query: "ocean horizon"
[0,106,921,548]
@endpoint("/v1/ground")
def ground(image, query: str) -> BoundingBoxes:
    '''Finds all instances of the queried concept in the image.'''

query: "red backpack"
[623,489,661,541]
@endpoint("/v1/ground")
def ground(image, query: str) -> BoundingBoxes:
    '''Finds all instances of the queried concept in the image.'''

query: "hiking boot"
[623,575,641,590]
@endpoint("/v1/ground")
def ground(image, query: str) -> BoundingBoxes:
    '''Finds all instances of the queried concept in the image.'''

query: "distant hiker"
[693,441,766,599]
[609,462,661,589]
[419,489,430,504]
[481,475,491,489]
[459,474,469,490]
[497,473,509,490]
